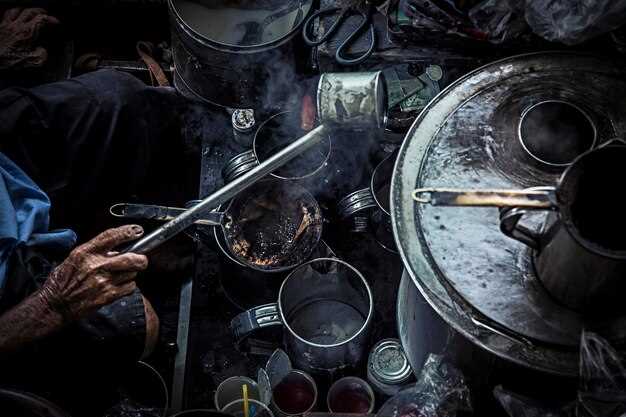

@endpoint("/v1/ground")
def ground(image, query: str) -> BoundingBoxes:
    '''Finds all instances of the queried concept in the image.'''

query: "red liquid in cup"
[272,375,316,415]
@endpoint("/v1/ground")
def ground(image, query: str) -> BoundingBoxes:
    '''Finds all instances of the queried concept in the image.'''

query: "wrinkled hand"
[39,225,148,323]
[0,8,59,70]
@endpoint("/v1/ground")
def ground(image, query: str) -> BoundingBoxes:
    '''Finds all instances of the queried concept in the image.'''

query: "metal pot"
[111,180,323,273]
[222,111,332,183]
[230,258,374,374]
[391,52,626,375]
[336,150,398,252]
[169,0,313,108]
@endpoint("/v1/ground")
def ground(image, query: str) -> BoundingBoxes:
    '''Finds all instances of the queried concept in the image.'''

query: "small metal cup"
[214,376,260,411]
[336,150,398,252]
[326,377,375,414]
[317,72,387,129]
[231,258,374,374]
[222,399,275,417]
[223,111,332,183]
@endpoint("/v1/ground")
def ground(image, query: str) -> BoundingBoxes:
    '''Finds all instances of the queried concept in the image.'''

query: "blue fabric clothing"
[0,152,76,293]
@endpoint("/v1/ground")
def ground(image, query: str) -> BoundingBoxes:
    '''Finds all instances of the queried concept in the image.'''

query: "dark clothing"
[0,70,195,416]
[0,69,191,236]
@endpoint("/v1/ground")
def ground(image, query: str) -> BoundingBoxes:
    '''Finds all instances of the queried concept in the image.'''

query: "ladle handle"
[110,203,223,227]
[231,303,282,342]
[412,187,557,209]
[121,124,330,254]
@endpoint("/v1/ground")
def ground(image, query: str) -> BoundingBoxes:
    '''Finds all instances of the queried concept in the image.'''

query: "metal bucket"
[169,0,313,108]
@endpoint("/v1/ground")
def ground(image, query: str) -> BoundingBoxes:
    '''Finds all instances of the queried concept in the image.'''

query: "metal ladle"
[121,71,386,254]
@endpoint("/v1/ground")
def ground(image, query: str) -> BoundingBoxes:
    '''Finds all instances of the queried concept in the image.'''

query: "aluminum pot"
[391,52,626,375]
[231,258,374,374]
[169,0,313,108]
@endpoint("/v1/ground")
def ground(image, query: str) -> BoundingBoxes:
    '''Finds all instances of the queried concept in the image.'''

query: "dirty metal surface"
[391,52,626,375]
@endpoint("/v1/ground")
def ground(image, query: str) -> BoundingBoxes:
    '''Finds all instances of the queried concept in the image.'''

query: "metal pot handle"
[497,186,559,249]
[231,303,282,342]
[413,187,558,249]
[110,203,224,226]
[412,187,557,209]
[499,207,542,250]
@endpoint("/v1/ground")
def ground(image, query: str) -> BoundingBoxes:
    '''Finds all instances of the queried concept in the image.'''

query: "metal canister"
[317,72,387,129]
[231,109,256,147]
[367,339,412,396]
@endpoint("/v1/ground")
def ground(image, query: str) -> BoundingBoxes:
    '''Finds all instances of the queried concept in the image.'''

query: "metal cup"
[326,377,375,414]
[222,111,332,183]
[214,376,260,411]
[317,72,387,129]
[336,150,398,252]
[231,258,374,374]
[222,399,275,417]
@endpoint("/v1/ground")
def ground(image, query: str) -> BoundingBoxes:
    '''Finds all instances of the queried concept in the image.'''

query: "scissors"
[302,0,378,66]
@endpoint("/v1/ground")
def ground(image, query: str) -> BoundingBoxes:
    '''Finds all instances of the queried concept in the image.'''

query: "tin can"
[367,339,412,396]
[231,109,256,147]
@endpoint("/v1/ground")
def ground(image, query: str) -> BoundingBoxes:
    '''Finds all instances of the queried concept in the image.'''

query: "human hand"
[0,7,59,70]
[39,225,149,323]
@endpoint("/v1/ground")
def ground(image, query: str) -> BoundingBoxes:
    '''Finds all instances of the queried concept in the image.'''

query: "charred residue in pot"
[225,184,322,269]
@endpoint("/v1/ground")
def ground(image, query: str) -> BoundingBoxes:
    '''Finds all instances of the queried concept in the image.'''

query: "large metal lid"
[170,0,313,48]
[391,52,626,375]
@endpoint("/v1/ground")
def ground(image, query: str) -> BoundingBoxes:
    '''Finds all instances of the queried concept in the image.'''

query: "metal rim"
[370,151,397,216]
[253,111,332,181]
[271,370,318,416]
[558,141,626,260]
[222,399,275,417]
[169,0,313,52]
[136,361,170,416]
[326,377,375,414]
[518,99,597,167]
[0,389,71,417]
[317,72,388,130]
[211,181,323,273]
[278,258,374,349]
[214,376,258,410]
[170,411,231,417]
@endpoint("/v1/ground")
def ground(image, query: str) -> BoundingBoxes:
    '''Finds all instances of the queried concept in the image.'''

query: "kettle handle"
[499,207,542,250]
[496,186,558,249]
[230,303,282,342]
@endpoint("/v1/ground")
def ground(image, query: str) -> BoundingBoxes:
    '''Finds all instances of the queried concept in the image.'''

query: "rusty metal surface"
[391,52,626,375]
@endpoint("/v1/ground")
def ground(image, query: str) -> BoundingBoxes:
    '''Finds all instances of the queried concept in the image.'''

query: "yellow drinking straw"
[242,384,250,417]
